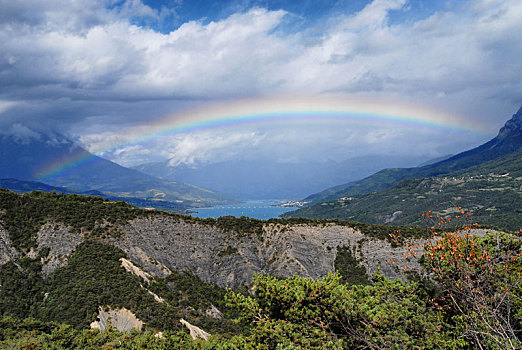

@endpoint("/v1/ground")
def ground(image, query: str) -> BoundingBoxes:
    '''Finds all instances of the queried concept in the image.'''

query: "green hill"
[304,106,522,204]
[284,150,522,231]
[0,178,191,212]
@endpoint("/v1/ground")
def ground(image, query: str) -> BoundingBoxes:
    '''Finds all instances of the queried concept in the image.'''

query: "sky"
[1,0,521,167]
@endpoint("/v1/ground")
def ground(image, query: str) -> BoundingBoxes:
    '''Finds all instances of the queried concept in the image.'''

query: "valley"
[1,0,522,347]
[133,155,429,200]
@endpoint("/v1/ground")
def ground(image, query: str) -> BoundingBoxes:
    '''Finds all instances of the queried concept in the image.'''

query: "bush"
[226,272,457,349]
[424,231,522,349]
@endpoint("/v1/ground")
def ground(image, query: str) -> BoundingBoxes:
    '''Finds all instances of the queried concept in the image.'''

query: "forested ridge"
[0,188,442,250]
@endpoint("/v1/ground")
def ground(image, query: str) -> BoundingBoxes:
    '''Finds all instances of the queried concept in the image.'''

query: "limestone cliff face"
[0,213,493,287]
[36,223,84,276]
[90,307,144,332]
[0,224,19,266]
[498,106,522,141]
[106,216,435,287]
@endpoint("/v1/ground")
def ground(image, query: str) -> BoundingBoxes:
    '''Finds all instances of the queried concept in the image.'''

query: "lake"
[191,200,297,220]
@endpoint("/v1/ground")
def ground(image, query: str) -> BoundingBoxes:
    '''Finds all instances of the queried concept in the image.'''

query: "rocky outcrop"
[205,304,224,319]
[498,106,522,140]
[180,318,211,340]
[2,212,497,288]
[110,217,370,287]
[0,224,19,266]
[109,216,450,287]
[90,307,144,332]
[36,223,83,276]
[120,257,152,284]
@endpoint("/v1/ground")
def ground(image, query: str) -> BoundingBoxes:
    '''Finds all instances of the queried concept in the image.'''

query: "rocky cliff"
[0,225,19,266]
[111,217,406,286]
[0,210,491,287]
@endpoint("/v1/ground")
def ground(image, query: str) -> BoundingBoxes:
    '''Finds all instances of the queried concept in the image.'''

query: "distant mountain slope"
[134,155,429,200]
[304,106,522,204]
[283,149,522,231]
[0,178,72,194]
[417,154,453,167]
[0,178,189,212]
[0,132,236,207]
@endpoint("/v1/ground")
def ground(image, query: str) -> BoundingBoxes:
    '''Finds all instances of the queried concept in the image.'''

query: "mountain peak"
[497,105,522,140]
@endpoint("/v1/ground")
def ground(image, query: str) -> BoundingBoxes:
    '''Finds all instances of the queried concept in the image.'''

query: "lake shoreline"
[190,200,298,220]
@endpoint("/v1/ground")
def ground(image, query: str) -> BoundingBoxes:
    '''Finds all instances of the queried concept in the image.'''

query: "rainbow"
[37,96,486,181]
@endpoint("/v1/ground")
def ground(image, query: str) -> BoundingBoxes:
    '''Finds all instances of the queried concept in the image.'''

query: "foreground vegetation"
[0,240,242,337]
[0,231,519,349]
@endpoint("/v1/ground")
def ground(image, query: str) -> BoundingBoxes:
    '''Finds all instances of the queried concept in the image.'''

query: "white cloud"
[2,0,521,105]
[345,0,407,29]
[0,0,521,165]
[163,131,266,166]
[0,101,18,115]
[78,130,135,155]
[110,144,152,166]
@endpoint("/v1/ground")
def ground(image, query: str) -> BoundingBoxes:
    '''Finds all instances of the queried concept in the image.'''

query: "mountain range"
[133,155,430,200]
[284,106,522,229]
[283,149,522,230]
[0,132,236,208]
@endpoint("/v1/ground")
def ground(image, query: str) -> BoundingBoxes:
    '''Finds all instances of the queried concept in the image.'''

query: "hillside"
[284,150,522,230]
[304,106,522,204]
[0,189,423,335]
[0,132,236,207]
[0,190,519,349]
[0,189,435,284]
[0,190,522,349]
[0,178,72,194]
[0,178,190,212]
